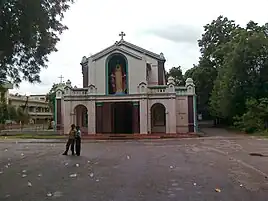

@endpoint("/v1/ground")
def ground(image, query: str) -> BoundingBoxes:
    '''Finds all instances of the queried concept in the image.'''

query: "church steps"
[80,133,198,140]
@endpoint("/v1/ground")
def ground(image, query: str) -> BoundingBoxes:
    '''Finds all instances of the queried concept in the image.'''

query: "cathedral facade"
[55,34,197,135]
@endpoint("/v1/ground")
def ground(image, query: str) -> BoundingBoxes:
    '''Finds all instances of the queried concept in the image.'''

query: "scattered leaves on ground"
[69,173,77,178]
[27,181,32,187]
[47,192,53,197]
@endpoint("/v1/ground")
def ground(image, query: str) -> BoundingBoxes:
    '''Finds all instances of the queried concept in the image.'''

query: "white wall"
[120,45,159,85]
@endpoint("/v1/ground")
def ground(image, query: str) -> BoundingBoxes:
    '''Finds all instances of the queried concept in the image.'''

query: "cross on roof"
[58,75,64,83]
[119,31,126,41]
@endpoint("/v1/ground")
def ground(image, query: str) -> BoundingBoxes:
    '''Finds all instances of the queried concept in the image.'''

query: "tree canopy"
[0,0,74,86]
[166,16,268,133]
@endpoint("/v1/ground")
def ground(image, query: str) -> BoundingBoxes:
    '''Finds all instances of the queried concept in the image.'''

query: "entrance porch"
[96,102,140,134]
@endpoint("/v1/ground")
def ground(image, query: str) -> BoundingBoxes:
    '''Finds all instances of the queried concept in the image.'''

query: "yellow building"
[8,94,53,124]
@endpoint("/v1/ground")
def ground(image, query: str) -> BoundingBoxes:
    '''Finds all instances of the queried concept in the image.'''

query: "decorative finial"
[119,31,126,41]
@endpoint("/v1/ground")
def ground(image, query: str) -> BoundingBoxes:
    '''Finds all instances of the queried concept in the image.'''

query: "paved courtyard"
[1,136,268,201]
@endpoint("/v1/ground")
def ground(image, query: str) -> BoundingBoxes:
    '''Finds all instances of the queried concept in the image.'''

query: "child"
[62,124,76,155]
[75,126,82,156]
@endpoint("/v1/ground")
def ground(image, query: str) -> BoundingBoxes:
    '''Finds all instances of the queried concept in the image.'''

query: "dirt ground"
[0,133,268,201]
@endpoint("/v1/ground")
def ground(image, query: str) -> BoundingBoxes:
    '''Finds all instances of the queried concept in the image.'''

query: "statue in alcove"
[110,64,126,94]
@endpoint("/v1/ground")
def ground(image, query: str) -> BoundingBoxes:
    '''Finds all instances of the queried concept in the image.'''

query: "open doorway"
[112,102,133,134]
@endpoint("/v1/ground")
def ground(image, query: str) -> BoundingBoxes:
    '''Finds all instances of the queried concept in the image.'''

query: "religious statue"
[110,64,126,94]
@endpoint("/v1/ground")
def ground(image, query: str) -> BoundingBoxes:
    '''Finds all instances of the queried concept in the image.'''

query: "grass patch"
[253,131,268,138]
[0,134,66,139]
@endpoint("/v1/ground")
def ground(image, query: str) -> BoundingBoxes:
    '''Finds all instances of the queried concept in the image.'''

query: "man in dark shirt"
[62,124,76,155]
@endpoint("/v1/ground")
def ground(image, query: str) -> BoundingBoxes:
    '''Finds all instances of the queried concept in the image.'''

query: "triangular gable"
[89,40,165,62]
[91,46,142,61]
[118,40,165,61]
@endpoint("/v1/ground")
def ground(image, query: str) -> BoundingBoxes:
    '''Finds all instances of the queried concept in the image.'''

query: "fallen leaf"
[27,181,32,187]
[215,188,221,193]
[47,192,53,197]
[53,191,63,197]
[69,173,77,178]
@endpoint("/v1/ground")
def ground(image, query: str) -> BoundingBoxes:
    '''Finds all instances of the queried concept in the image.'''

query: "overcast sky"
[11,0,268,95]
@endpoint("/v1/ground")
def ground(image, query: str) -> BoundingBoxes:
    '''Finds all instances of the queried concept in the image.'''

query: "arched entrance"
[74,105,88,134]
[151,103,166,133]
[106,54,128,95]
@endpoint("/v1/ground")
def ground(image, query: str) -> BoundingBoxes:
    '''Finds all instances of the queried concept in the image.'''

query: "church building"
[55,32,197,135]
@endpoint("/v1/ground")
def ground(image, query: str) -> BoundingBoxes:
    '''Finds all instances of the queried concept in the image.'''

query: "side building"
[8,94,53,124]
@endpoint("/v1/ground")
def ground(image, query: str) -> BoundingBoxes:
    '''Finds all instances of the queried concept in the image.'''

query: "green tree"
[7,105,18,121]
[198,15,239,69]
[0,0,74,85]
[166,66,184,85]
[184,64,217,119]
[234,98,268,133]
[210,22,268,123]
[186,16,239,120]
[46,83,60,111]
[0,88,8,124]
[16,107,30,124]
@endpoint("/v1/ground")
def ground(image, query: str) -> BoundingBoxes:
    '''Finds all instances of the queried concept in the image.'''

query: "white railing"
[148,86,168,94]
[28,112,53,116]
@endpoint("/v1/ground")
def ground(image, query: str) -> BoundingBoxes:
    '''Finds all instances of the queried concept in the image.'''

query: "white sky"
[11,0,268,95]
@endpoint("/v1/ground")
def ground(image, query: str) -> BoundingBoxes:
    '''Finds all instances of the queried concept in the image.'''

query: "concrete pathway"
[0,138,268,201]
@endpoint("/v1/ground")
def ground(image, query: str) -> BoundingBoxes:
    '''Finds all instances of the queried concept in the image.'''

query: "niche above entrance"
[106,53,128,95]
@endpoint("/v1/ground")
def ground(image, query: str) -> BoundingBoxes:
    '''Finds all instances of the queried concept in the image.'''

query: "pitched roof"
[88,39,165,62]
[91,46,142,61]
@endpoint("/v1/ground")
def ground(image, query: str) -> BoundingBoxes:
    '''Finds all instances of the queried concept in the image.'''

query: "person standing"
[75,126,82,156]
[62,124,76,155]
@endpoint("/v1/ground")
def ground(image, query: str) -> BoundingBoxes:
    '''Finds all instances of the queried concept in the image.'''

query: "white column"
[87,100,96,134]
[63,101,71,135]
[168,98,176,134]
[139,98,148,134]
